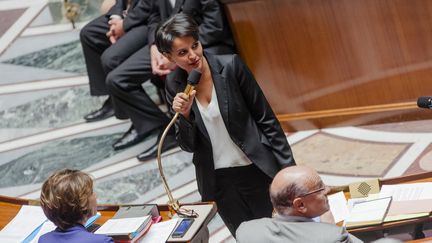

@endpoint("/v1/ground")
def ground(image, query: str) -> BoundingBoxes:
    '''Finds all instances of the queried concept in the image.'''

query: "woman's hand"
[173,90,196,120]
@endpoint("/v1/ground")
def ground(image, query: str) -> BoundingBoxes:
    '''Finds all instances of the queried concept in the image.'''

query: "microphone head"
[187,69,201,86]
[417,96,432,108]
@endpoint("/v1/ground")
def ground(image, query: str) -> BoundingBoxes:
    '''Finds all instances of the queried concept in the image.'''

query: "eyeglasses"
[177,207,199,218]
[297,186,329,198]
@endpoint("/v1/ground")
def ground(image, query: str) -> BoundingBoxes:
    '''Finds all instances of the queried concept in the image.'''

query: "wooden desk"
[330,172,432,240]
[0,195,217,243]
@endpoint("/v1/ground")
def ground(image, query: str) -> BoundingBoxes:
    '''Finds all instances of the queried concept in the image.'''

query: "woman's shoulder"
[207,53,238,64]
[202,54,234,77]
[39,226,113,243]
[74,230,114,243]
[206,53,244,72]
[90,233,114,243]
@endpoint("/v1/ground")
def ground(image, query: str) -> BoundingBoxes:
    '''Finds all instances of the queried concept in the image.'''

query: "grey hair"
[270,183,309,214]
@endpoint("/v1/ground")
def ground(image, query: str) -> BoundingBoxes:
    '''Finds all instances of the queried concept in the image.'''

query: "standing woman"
[156,13,296,236]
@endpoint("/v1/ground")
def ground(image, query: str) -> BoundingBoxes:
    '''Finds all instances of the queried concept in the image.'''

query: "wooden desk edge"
[0,196,217,236]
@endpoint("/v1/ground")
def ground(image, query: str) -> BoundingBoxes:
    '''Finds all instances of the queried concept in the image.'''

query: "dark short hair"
[40,169,94,230]
[155,13,199,54]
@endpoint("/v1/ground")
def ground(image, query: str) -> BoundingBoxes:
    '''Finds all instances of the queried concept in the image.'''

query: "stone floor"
[0,0,431,242]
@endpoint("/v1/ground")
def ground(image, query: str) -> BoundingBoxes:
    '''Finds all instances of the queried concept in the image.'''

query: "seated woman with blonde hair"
[39,169,113,243]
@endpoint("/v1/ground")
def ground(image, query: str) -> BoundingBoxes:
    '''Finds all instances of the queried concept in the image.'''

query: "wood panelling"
[221,0,432,131]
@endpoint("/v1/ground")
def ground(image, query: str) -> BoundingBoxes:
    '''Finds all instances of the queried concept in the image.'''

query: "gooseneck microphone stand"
[156,69,201,218]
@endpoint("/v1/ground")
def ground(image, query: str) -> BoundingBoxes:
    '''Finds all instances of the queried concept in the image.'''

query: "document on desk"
[0,205,47,243]
[345,197,392,229]
[95,216,150,235]
[379,183,432,217]
[387,199,432,215]
[327,191,350,223]
[379,182,432,201]
[139,218,178,243]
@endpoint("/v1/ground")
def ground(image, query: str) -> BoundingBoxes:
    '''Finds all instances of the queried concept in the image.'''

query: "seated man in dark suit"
[80,0,161,150]
[81,0,152,121]
[39,169,113,243]
[236,165,363,243]
[82,0,235,158]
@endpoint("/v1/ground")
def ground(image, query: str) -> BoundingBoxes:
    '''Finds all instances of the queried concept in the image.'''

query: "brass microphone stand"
[157,112,181,215]
[156,70,201,218]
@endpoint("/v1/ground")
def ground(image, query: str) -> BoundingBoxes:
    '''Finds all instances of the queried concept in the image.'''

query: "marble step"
[23,21,90,37]
[0,75,162,144]
[0,76,88,93]
[0,117,130,154]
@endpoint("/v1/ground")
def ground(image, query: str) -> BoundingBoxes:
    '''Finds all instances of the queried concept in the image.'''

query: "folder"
[95,205,158,241]
[113,205,159,219]
[345,197,392,229]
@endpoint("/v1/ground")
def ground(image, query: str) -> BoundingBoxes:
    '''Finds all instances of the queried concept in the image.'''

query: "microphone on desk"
[157,69,201,218]
[417,96,432,109]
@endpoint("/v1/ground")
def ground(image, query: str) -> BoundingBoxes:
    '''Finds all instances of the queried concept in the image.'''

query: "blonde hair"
[40,169,94,230]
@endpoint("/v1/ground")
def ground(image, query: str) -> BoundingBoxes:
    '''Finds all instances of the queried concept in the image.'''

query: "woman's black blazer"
[166,53,296,201]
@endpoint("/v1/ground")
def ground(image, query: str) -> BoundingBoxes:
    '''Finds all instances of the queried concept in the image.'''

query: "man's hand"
[150,45,176,76]
[106,26,117,44]
[107,18,125,43]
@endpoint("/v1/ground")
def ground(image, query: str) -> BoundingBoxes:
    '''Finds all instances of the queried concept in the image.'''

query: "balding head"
[270,165,329,218]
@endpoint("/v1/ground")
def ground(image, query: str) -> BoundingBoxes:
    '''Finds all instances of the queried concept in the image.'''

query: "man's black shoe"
[137,134,178,161]
[84,98,114,122]
[112,126,148,150]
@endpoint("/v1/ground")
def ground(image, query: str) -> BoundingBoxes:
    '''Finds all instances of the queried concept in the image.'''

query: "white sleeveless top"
[196,85,252,170]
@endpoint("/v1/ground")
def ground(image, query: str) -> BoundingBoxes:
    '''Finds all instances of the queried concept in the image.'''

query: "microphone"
[417,96,432,109]
[183,69,201,96]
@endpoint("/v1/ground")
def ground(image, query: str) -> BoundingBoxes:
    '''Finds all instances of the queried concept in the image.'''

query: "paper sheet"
[139,218,179,243]
[0,205,47,243]
[95,216,150,235]
[327,191,350,223]
[347,193,380,211]
[379,183,432,201]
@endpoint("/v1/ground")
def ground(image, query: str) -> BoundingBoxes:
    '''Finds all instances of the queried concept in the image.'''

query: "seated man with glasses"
[236,165,363,243]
